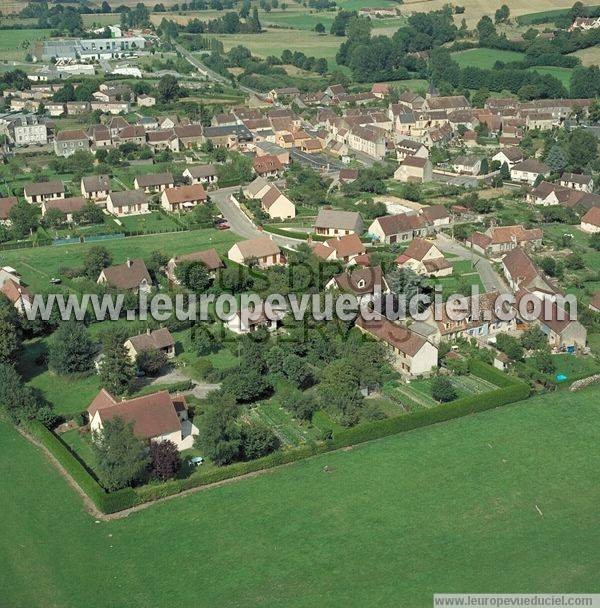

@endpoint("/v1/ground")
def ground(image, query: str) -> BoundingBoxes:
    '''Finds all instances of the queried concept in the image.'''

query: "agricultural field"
[208,28,344,69]
[397,0,598,26]
[2,387,600,607]
[451,48,525,69]
[569,46,600,66]
[0,228,239,293]
[528,66,574,88]
[0,28,53,61]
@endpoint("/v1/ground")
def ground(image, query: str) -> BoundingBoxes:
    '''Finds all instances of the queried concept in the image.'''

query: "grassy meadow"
[2,387,600,607]
[0,228,239,293]
[451,48,525,69]
[0,28,53,61]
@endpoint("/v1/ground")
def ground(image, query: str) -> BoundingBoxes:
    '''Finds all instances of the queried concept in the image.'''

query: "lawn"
[0,28,53,60]
[0,228,238,292]
[19,337,101,416]
[451,48,525,69]
[429,259,486,300]
[551,354,600,381]
[116,211,183,233]
[528,66,573,88]
[2,387,600,607]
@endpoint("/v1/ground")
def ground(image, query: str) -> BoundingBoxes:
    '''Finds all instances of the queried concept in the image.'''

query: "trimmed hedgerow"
[27,363,529,514]
[27,422,139,514]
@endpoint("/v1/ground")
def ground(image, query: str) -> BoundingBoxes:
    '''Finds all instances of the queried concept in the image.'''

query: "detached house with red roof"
[396,238,452,277]
[228,237,285,268]
[368,213,427,244]
[161,184,207,212]
[580,207,600,234]
[253,154,283,177]
[260,186,295,220]
[87,389,198,451]
[0,197,18,226]
[124,327,175,362]
[311,233,366,264]
[97,258,152,293]
[0,268,33,315]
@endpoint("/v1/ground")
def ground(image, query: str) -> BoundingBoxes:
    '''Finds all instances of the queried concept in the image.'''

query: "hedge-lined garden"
[26,361,530,514]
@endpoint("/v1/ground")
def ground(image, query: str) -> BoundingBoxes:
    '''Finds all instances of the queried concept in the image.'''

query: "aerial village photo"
[0,0,599,605]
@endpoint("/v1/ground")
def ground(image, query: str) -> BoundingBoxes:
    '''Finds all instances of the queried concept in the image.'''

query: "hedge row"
[27,363,529,514]
[27,422,139,514]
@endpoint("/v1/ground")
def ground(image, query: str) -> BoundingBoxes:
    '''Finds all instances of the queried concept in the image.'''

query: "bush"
[194,358,214,379]
[27,421,139,514]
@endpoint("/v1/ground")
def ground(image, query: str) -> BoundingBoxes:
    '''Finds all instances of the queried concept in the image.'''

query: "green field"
[528,66,573,88]
[2,387,600,607]
[262,11,336,30]
[209,28,345,69]
[429,259,486,299]
[0,228,238,292]
[451,48,525,69]
[0,28,53,60]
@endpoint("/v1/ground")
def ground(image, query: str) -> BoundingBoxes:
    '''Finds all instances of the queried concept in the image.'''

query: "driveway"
[210,186,305,249]
[435,232,508,293]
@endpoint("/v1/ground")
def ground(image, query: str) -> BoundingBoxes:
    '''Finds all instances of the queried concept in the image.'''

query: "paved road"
[174,43,259,96]
[435,232,508,293]
[209,185,304,249]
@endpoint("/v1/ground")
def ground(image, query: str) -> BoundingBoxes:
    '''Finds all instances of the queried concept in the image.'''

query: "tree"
[175,261,211,293]
[0,305,21,364]
[314,22,325,34]
[500,162,511,180]
[158,74,181,102]
[545,144,568,173]
[149,440,181,480]
[494,4,510,23]
[539,256,561,277]
[318,359,364,426]
[221,366,271,402]
[99,331,135,396]
[0,363,52,424]
[496,333,524,361]
[43,207,65,228]
[136,348,168,376]
[194,324,218,356]
[8,200,38,239]
[73,200,105,225]
[48,322,96,375]
[281,388,317,421]
[531,349,555,374]
[92,417,150,490]
[83,246,112,279]
[568,128,598,171]
[590,233,600,251]
[386,267,424,309]
[196,392,242,465]
[520,325,547,351]
[430,376,457,402]
[241,421,280,460]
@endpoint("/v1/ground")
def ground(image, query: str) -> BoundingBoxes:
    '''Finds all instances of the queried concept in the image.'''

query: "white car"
[190,456,204,466]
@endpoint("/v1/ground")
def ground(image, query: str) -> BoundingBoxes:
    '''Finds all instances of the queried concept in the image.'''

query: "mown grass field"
[528,66,574,88]
[451,48,525,69]
[0,228,238,292]
[208,28,344,69]
[0,28,53,60]
[2,387,600,607]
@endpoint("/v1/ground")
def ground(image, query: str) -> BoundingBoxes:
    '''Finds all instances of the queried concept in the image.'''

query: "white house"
[260,186,296,220]
[106,190,150,217]
[510,159,550,185]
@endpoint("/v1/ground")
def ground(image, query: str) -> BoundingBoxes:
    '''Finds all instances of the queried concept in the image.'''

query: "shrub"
[431,376,458,402]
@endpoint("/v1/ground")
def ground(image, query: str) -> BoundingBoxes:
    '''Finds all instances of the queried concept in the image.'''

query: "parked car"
[190,456,204,466]
[217,222,230,230]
